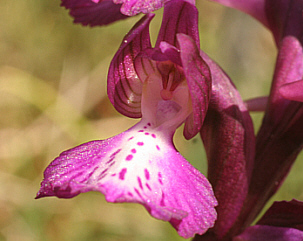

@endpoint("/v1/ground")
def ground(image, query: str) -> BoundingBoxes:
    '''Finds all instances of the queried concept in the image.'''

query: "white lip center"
[140,60,192,131]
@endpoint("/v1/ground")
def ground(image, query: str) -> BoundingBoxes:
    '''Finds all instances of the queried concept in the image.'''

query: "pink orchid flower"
[36,0,217,238]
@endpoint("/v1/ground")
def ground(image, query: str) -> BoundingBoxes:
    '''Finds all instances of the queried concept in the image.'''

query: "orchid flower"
[60,0,195,26]
[36,0,218,238]
[191,1,303,240]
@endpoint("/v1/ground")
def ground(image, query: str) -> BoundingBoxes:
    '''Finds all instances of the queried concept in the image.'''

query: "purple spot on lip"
[100,168,108,176]
[106,157,115,164]
[147,123,151,126]
[134,188,143,198]
[137,142,144,146]
[137,176,143,190]
[131,148,136,153]
[128,136,134,141]
[144,126,147,129]
[98,168,108,180]
[146,183,152,191]
[158,172,163,185]
[119,168,127,180]
[156,145,160,151]
[127,192,133,197]
[160,192,165,206]
[144,169,150,180]
[87,166,98,179]
[126,154,133,161]
[151,134,156,138]
[110,148,122,158]
[138,130,144,132]
[145,132,150,135]
[108,161,116,167]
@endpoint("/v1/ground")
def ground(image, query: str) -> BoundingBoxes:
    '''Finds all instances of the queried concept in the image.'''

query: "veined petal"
[156,0,200,49]
[61,0,129,26]
[233,225,303,241]
[177,34,212,139]
[107,14,153,118]
[36,120,217,238]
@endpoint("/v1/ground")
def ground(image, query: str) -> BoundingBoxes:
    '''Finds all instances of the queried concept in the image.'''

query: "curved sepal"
[107,14,154,118]
[61,0,129,26]
[199,51,255,239]
[36,120,217,238]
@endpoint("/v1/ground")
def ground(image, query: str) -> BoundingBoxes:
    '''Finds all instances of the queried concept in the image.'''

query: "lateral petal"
[198,50,255,239]
[177,34,212,139]
[107,14,153,118]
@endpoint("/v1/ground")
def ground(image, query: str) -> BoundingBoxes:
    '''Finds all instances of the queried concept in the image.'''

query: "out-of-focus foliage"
[0,1,302,241]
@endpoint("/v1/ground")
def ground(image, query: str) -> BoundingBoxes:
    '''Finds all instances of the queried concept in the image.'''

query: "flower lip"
[36,119,218,238]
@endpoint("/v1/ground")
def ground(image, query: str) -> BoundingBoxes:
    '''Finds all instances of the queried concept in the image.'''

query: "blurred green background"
[0,0,302,240]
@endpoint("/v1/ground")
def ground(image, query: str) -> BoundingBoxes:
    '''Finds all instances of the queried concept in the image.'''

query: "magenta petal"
[198,51,255,239]
[209,0,268,27]
[61,0,129,26]
[280,79,303,102]
[107,14,154,118]
[257,200,303,231]
[156,0,200,49]
[37,121,217,238]
[176,34,212,139]
[234,225,303,241]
